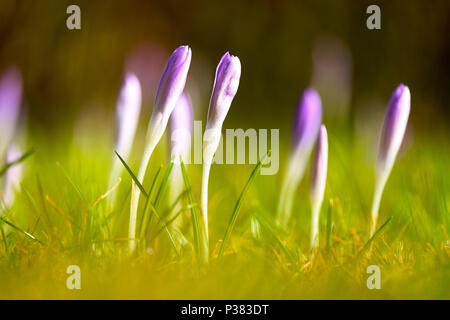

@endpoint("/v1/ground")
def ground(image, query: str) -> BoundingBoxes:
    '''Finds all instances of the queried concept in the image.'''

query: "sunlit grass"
[0,124,449,300]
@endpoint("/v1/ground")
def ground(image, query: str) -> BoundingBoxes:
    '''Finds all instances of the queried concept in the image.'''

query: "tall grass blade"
[140,162,174,239]
[56,161,85,202]
[356,216,392,259]
[180,159,201,258]
[0,216,43,244]
[218,151,270,258]
[115,151,148,198]
[0,149,34,177]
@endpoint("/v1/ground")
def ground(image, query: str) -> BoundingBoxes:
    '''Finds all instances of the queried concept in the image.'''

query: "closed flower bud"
[0,67,22,158]
[370,84,411,236]
[201,52,241,242]
[108,73,142,207]
[277,88,322,229]
[115,73,142,165]
[129,45,192,253]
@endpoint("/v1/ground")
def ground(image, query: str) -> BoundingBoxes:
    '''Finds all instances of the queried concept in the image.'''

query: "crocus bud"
[129,45,192,253]
[201,52,241,241]
[0,67,22,158]
[108,73,142,208]
[277,88,322,229]
[169,93,193,163]
[115,73,142,165]
[310,125,328,249]
[2,144,23,207]
[146,45,192,155]
[203,52,241,164]
[292,88,323,168]
[370,84,410,236]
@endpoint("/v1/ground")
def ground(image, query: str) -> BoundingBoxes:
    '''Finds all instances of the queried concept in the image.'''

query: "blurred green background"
[0,0,449,134]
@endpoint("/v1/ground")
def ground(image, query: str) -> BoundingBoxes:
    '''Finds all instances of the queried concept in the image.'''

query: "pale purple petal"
[206,52,241,130]
[377,84,411,173]
[292,88,322,154]
[0,67,22,156]
[115,72,142,162]
[153,45,192,121]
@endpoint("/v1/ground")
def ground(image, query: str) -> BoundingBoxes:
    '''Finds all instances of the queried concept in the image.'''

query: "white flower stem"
[128,140,157,253]
[201,160,211,242]
[310,202,320,250]
[277,154,307,229]
[370,171,388,238]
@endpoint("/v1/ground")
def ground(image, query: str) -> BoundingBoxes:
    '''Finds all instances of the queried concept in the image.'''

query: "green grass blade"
[0,217,43,244]
[56,161,85,202]
[150,203,199,242]
[0,149,34,177]
[140,165,163,236]
[154,161,174,209]
[326,200,333,252]
[180,159,201,256]
[252,210,296,264]
[0,219,9,253]
[115,151,148,198]
[218,151,270,258]
[145,201,180,257]
[22,186,50,232]
[140,162,174,239]
[356,216,392,259]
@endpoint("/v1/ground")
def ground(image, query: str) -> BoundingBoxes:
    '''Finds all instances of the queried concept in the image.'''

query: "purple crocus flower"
[310,125,328,249]
[292,88,323,154]
[114,73,142,166]
[370,84,410,236]
[0,67,22,158]
[129,45,192,253]
[277,88,322,229]
[108,73,142,207]
[202,52,241,242]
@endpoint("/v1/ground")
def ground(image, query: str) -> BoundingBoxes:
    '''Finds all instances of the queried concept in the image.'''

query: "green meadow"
[0,121,448,299]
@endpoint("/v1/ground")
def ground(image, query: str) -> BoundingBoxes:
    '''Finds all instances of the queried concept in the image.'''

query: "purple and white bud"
[2,144,23,207]
[0,67,22,158]
[370,84,411,236]
[277,88,322,229]
[115,73,142,165]
[201,52,241,240]
[129,45,192,252]
[310,125,328,249]
[145,45,192,154]
[108,73,142,207]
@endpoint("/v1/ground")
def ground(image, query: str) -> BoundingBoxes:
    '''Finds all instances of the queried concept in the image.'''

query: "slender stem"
[201,160,211,241]
[128,142,156,253]
[310,202,320,250]
[276,153,308,229]
[370,172,388,238]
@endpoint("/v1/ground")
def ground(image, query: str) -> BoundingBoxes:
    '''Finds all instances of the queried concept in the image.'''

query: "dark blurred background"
[0,0,449,133]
